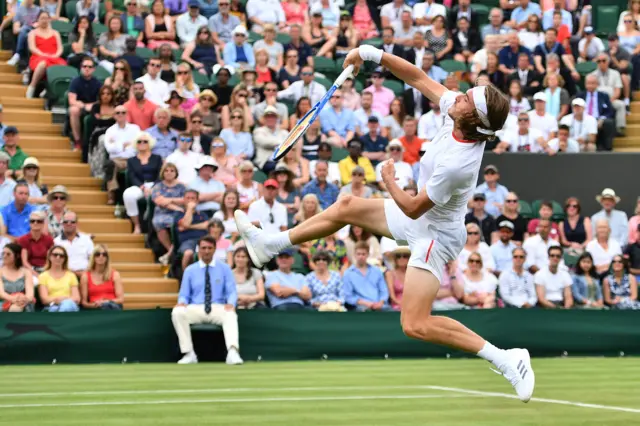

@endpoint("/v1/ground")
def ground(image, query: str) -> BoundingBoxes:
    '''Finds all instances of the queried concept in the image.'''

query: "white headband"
[470,86,494,136]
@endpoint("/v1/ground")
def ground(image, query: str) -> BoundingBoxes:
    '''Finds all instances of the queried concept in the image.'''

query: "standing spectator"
[38,246,81,312]
[498,247,537,308]
[306,250,345,311]
[247,179,287,233]
[527,201,560,240]
[222,25,254,70]
[587,218,623,275]
[209,1,241,46]
[252,106,288,172]
[232,247,265,309]
[602,255,640,309]
[523,219,561,273]
[265,249,311,309]
[575,75,616,152]
[559,197,592,253]
[26,11,66,99]
[491,221,518,275]
[572,253,604,309]
[534,246,573,308]
[80,245,125,310]
[6,0,40,67]
[588,54,626,134]
[475,165,509,218]
[189,157,225,217]
[497,192,528,244]
[125,82,159,130]
[458,223,496,272]
[277,66,327,105]
[319,90,355,147]
[68,57,102,150]
[2,183,34,239]
[559,98,597,152]
[461,252,498,309]
[17,210,53,278]
[137,58,170,108]
[246,0,285,33]
[363,68,395,116]
[527,93,558,142]
[301,161,339,211]
[465,194,498,244]
[591,189,629,247]
[0,243,35,312]
[2,127,28,178]
[176,0,209,47]
[54,211,93,277]
[172,236,243,364]
[343,242,390,311]
[338,139,375,186]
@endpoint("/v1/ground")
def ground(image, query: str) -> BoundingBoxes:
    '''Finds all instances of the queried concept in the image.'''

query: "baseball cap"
[367,116,379,123]
[188,0,200,7]
[3,126,18,135]
[572,98,586,107]
[310,4,322,15]
[264,178,279,189]
[386,139,404,152]
[584,26,594,35]
[483,164,498,173]
[278,248,295,257]
[473,193,486,201]
[533,92,546,102]
[498,220,515,230]
[232,25,247,36]
[263,105,279,117]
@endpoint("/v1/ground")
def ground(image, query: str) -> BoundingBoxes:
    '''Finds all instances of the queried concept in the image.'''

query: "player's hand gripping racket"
[271,65,354,161]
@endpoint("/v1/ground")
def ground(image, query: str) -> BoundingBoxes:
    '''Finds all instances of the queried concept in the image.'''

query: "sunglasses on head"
[29,219,44,224]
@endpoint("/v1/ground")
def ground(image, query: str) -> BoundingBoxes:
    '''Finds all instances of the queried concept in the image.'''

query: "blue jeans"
[98,301,122,310]
[355,304,393,312]
[45,299,80,312]
[15,25,33,56]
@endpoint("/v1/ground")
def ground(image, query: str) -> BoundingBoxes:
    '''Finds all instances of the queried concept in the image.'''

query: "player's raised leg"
[401,267,535,402]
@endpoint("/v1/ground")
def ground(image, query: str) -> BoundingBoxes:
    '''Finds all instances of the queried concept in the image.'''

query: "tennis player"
[235,46,535,401]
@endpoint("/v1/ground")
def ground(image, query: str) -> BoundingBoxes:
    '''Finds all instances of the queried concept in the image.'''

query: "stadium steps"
[0,49,179,310]
[613,92,640,152]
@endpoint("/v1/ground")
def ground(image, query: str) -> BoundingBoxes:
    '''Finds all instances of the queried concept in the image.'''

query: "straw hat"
[47,185,70,202]
[596,188,620,203]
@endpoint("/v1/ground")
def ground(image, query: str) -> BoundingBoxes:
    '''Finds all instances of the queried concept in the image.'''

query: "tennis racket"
[271,65,355,161]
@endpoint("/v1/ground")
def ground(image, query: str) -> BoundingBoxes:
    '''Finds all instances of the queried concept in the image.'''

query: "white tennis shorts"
[384,199,467,282]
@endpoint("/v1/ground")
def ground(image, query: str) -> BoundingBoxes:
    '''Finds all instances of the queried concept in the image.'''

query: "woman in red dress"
[27,11,66,98]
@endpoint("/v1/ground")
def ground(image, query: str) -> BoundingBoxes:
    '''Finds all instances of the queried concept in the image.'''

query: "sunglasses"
[468,259,482,264]
[395,253,410,259]
[52,195,66,201]
[352,173,364,177]
[301,72,313,76]
[177,71,189,75]
[51,252,65,258]
[191,120,202,124]
[137,140,149,144]
[81,64,95,69]
[624,20,633,23]
[237,93,248,98]
[179,137,193,143]
[231,115,242,119]
[95,252,108,258]
[128,2,137,5]
[505,199,518,203]
[234,33,246,37]
[24,165,38,170]
[467,231,480,235]
[389,147,402,152]
[518,118,529,122]
[241,169,253,173]
[596,59,607,63]
[219,2,229,4]
[63,220,77,224]
[149,63,162,68]
[513,255,525,259]
[29,219,44,224]
[115,111,127,115]
[269,212,274,223]
[548,254,562,259]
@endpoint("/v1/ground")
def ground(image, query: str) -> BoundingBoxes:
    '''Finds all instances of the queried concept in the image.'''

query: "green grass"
[1,358,639,425]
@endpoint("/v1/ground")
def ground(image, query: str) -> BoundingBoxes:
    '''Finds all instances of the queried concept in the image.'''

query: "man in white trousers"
[171,235,243,365]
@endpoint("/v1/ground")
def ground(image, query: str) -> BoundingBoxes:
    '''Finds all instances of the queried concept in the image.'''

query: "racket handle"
[334,65,354,88]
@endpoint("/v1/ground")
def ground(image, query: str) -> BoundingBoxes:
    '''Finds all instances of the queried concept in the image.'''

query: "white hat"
[533,92,546,102]
[386,139,404,152]
[310,4,323,15]
[263,105,279,116]
[195,156,219,170]
[572,98,586,107]
[232,25,247,36]
[596,188,620,203]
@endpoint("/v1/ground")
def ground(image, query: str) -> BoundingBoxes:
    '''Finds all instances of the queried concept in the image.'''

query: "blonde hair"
[175,62,196,92]
[44,245,69,271]
[22,158,42,186]
[89,244,113,282]
[254,48,270,66]
[231,107,249,132]
[134,131,157,150]
[297,193,323,222]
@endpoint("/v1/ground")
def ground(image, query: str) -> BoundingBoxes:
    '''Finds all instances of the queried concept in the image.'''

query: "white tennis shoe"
[493,348,535,402]
[234,210,273,268]
[177,351,198,364]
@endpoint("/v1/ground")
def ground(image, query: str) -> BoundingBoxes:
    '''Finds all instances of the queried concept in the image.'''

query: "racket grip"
[334,65,354,87]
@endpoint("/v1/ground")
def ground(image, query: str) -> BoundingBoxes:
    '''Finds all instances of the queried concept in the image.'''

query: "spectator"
[26,11,66,99]
[281,0,307,28]
[542,0,573,32]
[146,108,178,159]
[123,132,163,234]
[491,221,518,275]
[165,0,189,18]
[498,32,533,76]
[150,162,186,263]
[232,246,265,309]
[175,189,209,270]
[98,17,127,72]
[0,106,7,142]
[166,90,189,131]
[496,192,528,244]
[546,124,579,154]
[176,0,209,47]
[471,35,500,78]
[482,8,509,42]
[184,26,222,77]
[211,67,233,108]
[192,94,221,140]
[300,120,327,162]
[229,0,248,26]
[207,138,238,186]
[246,0,285,33]
[591,188,628,247]
[0,243,35,312]
[380,0,412,29]
[301,161,339,211]
[428,260,464,310]
[190,156,225,217]
[340,77,360,111]
[38,246,80,312]
[572,252,604,309]
[339,166,373,199]
[294,193,322,225]
[209,1,240,46]
[68,57,101,150]
[310,232,349,273]
[54,211,93,277]
[523,219,561,274]
[510,0,542,29]
[301,8,335,58]
[253,82,288,130]
[19,157,47,208]
[169,63,202,108]
[354,93,384,136]
[559,98,597,152]
[199,0,219,19]
[507,80,531,116]
[397,116,424,165]
[120,0,144,46]
[284,24,313,69]
[2,183,34,239]
[125,82,159,130]
[172,235,243,364]
[88,86,117,149]
[391,10,417,47]
[277,66,327,105]
[559,197,592,252]
[475,165,509,218]
[67,18,98,69]
[221,84,254,129]
[344,225,381,266]
[498,247,537,308]
[379,27,406,72]
[309,143,340,185]
[272,164,300,226]
[465,194,498,244]
[417,101,444,141]
[458,223,496,272]
[375,140,413,192]
[158,44,178,82]
[534,246,572,308]
[247,178,287,233]
[6,0,40,67]
[527,200,560,240]
[115,37,145,81]
[447,0,477,34]
[602,255,640,309]
[381,98,406,141]
[235,160,261,211]
[222,25,254,70]
[1,127,27,179]
[589,53,626,134]
[319,89,355,147]
[166,133,202,185]
[413,0,446,28]
[104,105,140,204]
[578,26,604,63]
[205,215,233,264]
[219,109,252,159]
[527,93,558,142]
[385,246,409,310]
[338,139,375,186]
[306,250,345,311]
[462,252,498,309]
[213,189,241,240]
[541,74,570,121]
[607,34,633,106]
[483,53,506,92]
[576,75,616,152]
[17,210,52,276]
[628,200,640,246]
[587,218,623,275]
[253,24,284,71]
[343,241,390,311]
[44,185,69,238]
[265,249,310,309]
[80,245,125,310]
[252,107,288,172]
[145,0,179,50]
[137,57,170,107]
[506,52,542,97]
[617,0,640,32]
[364,68,395,117]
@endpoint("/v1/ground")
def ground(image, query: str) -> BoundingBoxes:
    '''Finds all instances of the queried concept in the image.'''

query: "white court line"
[427,386,640,414]
[0,394,472,409]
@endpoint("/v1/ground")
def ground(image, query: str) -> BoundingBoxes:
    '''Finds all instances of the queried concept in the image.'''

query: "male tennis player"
[235,46,535,401]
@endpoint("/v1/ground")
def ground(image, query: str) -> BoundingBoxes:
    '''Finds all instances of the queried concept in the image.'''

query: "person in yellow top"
[38,246,80,312]
[338,139,376,185]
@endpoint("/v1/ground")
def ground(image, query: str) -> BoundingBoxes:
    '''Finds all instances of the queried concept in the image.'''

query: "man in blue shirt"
[176,189,209,271]
[343,242,391,311]
[265,249,311,310]
[172,236,243,365]
[491,221,518,275]
[0,152,16,208]
[320,89,355,147]
[2,183,34,239]
[147,108,178,159]
[509,0,542,29]
[475,164,509,218]
[498,32,533,76]
[360,117,389,166]
[301,161,340,210]
[542,0,573,32]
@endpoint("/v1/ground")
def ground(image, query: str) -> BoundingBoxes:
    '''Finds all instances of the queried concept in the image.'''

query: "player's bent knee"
[335,194,355,213]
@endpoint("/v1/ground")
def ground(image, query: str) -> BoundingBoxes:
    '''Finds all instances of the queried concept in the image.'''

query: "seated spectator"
[221,84,253,130]
[343,225,381,266]
[241,67,261,104]
[607,34,633,107]
[603,255,640,309]
[80,245,124,310]
[44,185,69,238]
[471,35,500,78]
[254,48,278,87]
[591,188,628,246]
[340,166,373,199]
[498,247,537,308]
[2,127,28,179]
[278,48,301,91]
[534,246,573,308]
[176,1,209,47]
[527,201,559,240]
[495,192,528,244]
[495,111,546,154]
[253,24,284,69]
[559,197,591,252]
[617,1,640,32]
[293,193,322,225]
[309,143,340,185]
[147,108,178,159]
[465,193,497,244]
[498,32,533,76]
[523,219,561,274]
[116,37,146,80]
[158,44,178,82]
[507,53,542,97]
[74,0,97,23]
[19,157,47,208]
[426,14,453,61]
[38,246,81,312]
[319,89,355,147]
[67,16,98,69]
[192,92,222,138]
[481,54,505,93]
[88,87,117,150]
[172,235,243,364]
[628,201,640,246]
[208,138,238,186]
[265,249,310,309]
[516,14,544,52]
[338,139,375,186]
[507,80,531,116]
[145,0,179,49]
[462,252,497,309]
[246,0,285,33]
[381,98,406,142]
[547,124,579,154]
[247,179,287,233]
[491,221,518,275]
[365,69,395,117]
[2,183,34,239]
[458,222,495,273]
[301,161,339,211]
[232,247,265,309]
[253,82,289,130]
[166,90,189,132]
[559,98,597,152]
[253,106,288,173]
[475,165,508,218]
[587,218,622,275]
[385,246,409,310]
[541,74,570,121]
[343,242,390,311]
[211,66,233,108]
[375,140,413,192]
[169,63,201,109]
[397,117,424,165]
[124,82,159,130]
[417,101,444,141]
[617,12,640,88]
[277,66,327,105]
[98,17,128,72]
[166,133,202,185]
[0,243,35,312]
[310,233,348,272]
[150,163,186,264]
[588,53,626,134]
[509,0,541,28]
[578,26,604,63]
[213,189,240,240]
[453,16,479,64]
[5,0,40,68]
[190,156,225,217]
[572,252,604,309]
[302,8,336,58]
[576,75,616,152]
[175,189,209,270]
[271,165,299,226]
[354,92,384,137]
[481,8,509,42]
[340,77,360,111]
[183,25,221,77]
[120,0,144,46]
[26,11,66,99]
[136,57,170,108]
[527,93,558,142]
[17,210,53,278]
[235,160,262,211]
[104,105,140,204]
[54,211,93,277]
[284,24,312,68]
[207,0,238,43]
[306,250,345,311]
[430,260,465,310]
[222,25,254,70]
[68,57,102,150]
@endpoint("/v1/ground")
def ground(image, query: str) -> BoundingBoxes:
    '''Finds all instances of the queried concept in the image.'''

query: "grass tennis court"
[1,358,639,425]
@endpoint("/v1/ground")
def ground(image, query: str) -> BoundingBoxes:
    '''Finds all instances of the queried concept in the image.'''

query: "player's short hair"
[459,84,510,142]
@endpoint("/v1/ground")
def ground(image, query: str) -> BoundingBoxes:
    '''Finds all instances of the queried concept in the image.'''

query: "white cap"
[533,92,546,102]
[195,156,219,170]
[572,98,586,107]
[232,25,247,36]
[386,139,404,152]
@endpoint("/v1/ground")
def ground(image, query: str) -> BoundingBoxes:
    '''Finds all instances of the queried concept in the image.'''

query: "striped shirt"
[498,268,537,308]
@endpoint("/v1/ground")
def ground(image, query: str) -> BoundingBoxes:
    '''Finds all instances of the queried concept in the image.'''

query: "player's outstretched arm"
[381,160,434,220]
[343,47,447,105]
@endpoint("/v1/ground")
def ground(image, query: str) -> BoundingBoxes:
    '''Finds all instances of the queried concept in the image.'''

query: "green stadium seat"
[361,38,382,48]
[136,47,155,61]
[383,79,405,97]
[282,98,296,116]
[518,200,534,219]
[531,199,565,221]
[248,31,263,43]
[595,5,620,35]
[253,169,267,183]
[331,147,348,162]
[93,66,111,83]
[315,75,333,90]
[62,43,72,58]
[576,61,597,76]
[172,48,184,61]
[563,251,580,268]
[471,5,489,25]
[314,57,337,78]
[229,74,241,86]
[51,20,73,40]
[459,81,471,92]
[439,59,467,73]
[192,71,209,88]
[292,250,310,275]
[46,65,78,106]
[65,2,77,20]
[92,22,107,37]
[276,32,292,45]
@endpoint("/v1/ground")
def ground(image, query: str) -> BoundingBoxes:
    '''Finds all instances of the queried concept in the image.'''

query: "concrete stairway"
[0,50,178,309]
[613,92,640,152]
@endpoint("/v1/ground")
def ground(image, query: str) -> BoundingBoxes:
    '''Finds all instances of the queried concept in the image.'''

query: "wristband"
[359,45,383,64]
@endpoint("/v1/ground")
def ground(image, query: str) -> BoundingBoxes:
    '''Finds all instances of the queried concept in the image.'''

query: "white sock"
[477,341,507,367]
[268,230,292,254]
[625,98,630,105]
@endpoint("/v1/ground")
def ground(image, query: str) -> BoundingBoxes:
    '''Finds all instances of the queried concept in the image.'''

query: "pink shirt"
[363,85,395,116]
[353,4,374,37]
[437,269,463,305]
[214,156,239,186]
[628,215,640,244]
[282,1,308,26]
[342,89,361,111]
